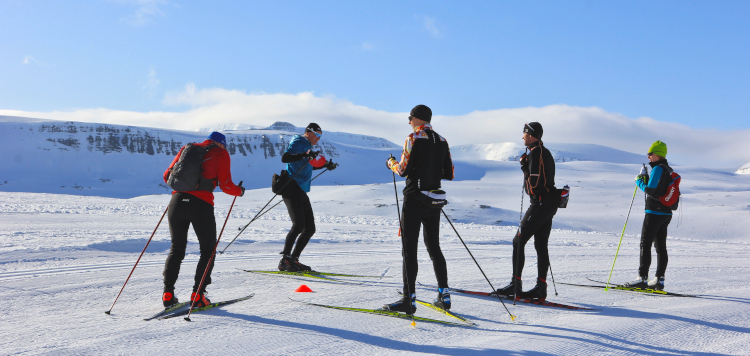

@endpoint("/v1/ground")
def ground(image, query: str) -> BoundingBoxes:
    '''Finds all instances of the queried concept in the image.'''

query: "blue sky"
[2,1,750,156]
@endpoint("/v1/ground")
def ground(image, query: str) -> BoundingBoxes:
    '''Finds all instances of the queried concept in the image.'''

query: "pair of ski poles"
[105,180,242,316]
[388,159,517,322]
[106,158,334,315]
[220,166,330,254]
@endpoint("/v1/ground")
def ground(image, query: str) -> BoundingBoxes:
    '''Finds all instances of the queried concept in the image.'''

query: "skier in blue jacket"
[277,123,337,272]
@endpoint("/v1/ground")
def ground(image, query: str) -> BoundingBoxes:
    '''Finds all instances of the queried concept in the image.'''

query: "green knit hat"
[648,140,667,158]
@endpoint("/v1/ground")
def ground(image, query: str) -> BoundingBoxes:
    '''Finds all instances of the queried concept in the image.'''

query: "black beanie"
[306,122,322,133]
[523,122,543,139]
[410,105,432,123]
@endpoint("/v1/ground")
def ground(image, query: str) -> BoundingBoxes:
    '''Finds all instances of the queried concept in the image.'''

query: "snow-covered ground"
[2,158,749,355]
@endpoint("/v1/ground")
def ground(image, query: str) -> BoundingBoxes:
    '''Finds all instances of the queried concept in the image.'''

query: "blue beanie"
[207,132,227,147]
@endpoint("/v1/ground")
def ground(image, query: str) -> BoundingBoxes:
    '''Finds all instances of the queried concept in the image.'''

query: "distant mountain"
[452,142,644,164]
[736,162,750,174]
[1,115,650,198]
[0,116,401,198]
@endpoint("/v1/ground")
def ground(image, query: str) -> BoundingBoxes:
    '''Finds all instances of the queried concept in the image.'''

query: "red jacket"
[163,140,243,206]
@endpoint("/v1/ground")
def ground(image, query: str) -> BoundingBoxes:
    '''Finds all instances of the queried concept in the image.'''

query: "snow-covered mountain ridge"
[1,116,402,197]
[451,142,644,164]
[1,115,653,198]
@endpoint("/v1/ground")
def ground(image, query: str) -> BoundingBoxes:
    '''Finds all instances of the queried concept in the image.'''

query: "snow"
[1,118,750,355]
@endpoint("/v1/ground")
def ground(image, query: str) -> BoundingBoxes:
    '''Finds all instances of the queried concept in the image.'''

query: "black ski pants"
[163,192,217,293]
[639,213,672,278]
[400,192,449,295]
[281,180,316,257]
[511,199,559,281]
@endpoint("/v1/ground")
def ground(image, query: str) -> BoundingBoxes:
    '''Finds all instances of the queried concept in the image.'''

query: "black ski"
[144,301,191,321]
[574,278,698,298]
[157,293,255,320]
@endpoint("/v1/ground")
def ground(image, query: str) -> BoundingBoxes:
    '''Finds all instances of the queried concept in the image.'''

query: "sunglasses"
[307,128,322,138]
[408,116,414,122]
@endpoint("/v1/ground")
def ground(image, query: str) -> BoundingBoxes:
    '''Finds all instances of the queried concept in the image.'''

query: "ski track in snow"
[1,186,750,355]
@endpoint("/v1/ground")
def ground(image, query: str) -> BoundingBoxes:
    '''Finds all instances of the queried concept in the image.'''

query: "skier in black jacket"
[496,122,560,300]
[383,104,455,314]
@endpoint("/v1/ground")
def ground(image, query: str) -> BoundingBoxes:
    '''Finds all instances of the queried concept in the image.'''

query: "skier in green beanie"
[624,140,677,291]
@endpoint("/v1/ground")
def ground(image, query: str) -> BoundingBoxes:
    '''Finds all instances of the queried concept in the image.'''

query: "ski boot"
[623,275,648,289]
[433,288,451,310]
[191,289,211,308]
[162,286,179,308]
[518,278,547,300]
[384,293,416,315]
[278,254,300,272]
[495,276,522,297]
[291,255,312,272]
[648,276,665,291]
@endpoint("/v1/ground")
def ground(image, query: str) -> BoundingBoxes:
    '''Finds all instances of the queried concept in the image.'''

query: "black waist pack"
[271,170,290,194]
[415,189,448,210]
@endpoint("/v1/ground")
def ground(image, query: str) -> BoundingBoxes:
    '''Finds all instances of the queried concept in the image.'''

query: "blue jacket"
[285,135,314,192]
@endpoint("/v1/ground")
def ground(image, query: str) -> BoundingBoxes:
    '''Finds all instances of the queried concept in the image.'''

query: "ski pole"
[514,184,524,305]
[185,182,241,321]
[390,156,415,326]
[243,169,332,223]
[105,205,168,315]
[220,161,315,254]
[548,263,558,296]
[442,210,517,321]
[606,184,639,290]
[233,169,330,233]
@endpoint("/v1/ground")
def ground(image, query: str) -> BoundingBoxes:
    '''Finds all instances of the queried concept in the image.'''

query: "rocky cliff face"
[33,121,342,160]
[1,117,399,198]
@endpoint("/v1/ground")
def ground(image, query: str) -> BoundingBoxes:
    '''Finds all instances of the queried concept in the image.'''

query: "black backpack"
[166,143,216,192]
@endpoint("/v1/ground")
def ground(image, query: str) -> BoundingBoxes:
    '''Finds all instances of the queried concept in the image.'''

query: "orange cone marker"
[294,284,313,292]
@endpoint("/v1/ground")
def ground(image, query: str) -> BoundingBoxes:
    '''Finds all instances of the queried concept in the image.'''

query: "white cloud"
[3,86,749,169]
[113,0,167,26]
[21,55,46,66]
[361,42,375,51]
[142,67,160,98]
[417,15,441,37]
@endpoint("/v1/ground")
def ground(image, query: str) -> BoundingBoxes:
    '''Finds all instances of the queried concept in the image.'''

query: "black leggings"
[512,200,558,281]
[281,181,316,257]
[639,213,672,278]
[400,193,448,295]
[163,193,217,292]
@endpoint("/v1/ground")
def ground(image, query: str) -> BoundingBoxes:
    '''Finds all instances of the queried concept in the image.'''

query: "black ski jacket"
[390,124,454,195]
[522,141,556,203]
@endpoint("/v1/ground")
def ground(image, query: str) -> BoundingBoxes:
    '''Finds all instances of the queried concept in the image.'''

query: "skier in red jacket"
[161,132,244,308]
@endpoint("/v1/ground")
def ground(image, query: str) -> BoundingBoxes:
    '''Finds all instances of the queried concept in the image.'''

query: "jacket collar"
[649,158,668,168]
[413,123,433,132]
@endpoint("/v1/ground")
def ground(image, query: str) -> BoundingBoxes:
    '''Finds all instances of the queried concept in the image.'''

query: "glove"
[639,166,647,176]
[324,160,338,171]
[237,181,245,197]
[386,157,397,169]
[520,153,529,176]
[304,150,319,160]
